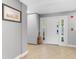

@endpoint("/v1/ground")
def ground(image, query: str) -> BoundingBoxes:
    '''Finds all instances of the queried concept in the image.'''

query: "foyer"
[2,0,76,59]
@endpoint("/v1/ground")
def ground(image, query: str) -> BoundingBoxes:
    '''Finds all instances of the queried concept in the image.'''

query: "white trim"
[40,10,76,17]
[14,50,29,59]
[66,44,76,48]
[59,44,76,48]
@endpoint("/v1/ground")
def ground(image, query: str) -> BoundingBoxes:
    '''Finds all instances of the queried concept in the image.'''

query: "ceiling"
[20,0,76,14]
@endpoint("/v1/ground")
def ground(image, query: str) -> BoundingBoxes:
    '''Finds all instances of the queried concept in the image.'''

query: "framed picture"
[2,3,22,23]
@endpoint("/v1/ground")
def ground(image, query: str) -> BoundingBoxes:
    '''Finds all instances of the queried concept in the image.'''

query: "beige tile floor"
[21,44,76,59]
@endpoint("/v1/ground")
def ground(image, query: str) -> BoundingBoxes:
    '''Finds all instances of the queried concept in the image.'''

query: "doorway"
[40,16,68,45]
[40,17,59,45]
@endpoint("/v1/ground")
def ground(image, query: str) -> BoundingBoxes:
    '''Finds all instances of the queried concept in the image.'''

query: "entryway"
[40,16,68,46]
[42,17,59,44]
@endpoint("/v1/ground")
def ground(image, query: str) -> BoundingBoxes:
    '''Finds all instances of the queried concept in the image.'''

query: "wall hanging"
[2,3,22,23]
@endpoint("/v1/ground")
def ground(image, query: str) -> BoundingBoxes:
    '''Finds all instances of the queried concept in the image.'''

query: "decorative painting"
[2,3,22,22]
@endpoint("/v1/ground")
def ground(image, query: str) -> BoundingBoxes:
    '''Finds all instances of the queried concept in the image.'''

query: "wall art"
[2,3,22,23]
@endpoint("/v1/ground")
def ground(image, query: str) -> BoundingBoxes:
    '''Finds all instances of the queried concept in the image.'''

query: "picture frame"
[2,3,22,23]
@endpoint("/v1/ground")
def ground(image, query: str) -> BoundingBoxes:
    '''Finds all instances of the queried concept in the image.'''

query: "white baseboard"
[66,44,76,48]
[59,44,76,48]
[14,50,29,59]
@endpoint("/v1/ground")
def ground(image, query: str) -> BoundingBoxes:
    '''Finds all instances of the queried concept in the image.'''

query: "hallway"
[22,44,76,59]
[2,0,76,59]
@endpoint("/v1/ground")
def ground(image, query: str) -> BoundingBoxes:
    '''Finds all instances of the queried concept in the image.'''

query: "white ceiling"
[20,0,76,14]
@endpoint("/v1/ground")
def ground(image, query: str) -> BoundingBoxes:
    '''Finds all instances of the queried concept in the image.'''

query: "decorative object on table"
[2,3,22,23]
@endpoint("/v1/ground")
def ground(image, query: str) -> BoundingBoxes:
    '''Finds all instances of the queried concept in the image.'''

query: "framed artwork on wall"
[2,3,22,23]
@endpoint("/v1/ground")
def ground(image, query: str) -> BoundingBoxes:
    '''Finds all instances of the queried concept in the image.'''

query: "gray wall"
[21,3,27,53]
[27,14,39,44]
[68,13,76,45]
[2,0,27,59]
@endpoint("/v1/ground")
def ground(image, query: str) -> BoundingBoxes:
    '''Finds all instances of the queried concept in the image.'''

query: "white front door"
[41,16,68,45]
[44,17,59,44]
